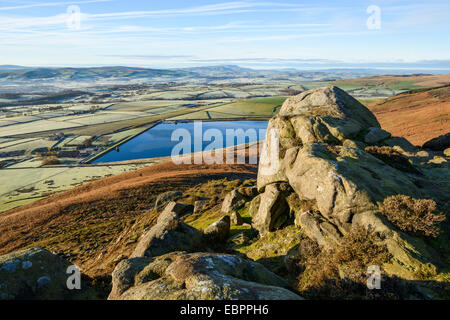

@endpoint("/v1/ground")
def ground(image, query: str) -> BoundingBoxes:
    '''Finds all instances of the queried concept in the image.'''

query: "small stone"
[193,200,210,214]
[231,212,244,226]
[154,191,182,212]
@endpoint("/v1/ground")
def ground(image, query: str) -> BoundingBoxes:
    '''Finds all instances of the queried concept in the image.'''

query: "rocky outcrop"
[0,248,94,300]
[256,86,445,276]
[132,202,204,258]
[109,252,302,300]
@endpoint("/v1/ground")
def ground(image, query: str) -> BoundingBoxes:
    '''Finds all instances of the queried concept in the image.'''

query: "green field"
[169,96,287,120]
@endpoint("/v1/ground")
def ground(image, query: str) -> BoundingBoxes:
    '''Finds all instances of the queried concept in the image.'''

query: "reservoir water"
[93,121,268,163]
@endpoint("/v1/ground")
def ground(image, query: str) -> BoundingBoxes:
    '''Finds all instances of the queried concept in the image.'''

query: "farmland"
[1,69,449,213]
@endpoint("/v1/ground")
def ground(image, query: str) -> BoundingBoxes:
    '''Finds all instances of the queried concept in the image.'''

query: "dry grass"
[296,227,393,299]
[368,86,450,146]
[380,195,446,238]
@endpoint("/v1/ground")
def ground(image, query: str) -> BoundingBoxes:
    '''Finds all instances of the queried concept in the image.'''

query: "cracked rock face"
[256,86,445,276]
[109,252,303,300]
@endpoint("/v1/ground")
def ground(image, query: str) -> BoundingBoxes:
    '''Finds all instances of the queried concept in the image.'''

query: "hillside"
[335,74,450,89]
[0,66,192,81]
[368,85,450,146]
[0,149,259,277]
[1,87,449,301]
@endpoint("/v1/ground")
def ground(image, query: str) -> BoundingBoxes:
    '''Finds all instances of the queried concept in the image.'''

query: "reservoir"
[93,121,268,163]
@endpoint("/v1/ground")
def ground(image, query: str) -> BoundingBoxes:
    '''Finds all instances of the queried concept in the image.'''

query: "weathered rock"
[231,211,244,225]
[257,86,381,191]
[364,127,391,144]
[155,191,183,212]
[221,190,246,213]
[244,186,259,198]
[343,139,366,149]
[445,148,450,157]
[160,202,193,220]
[423,132,450,151]
[279,86,380,129]
[0,248,94,300]
[384,137,418,153]
[108,257,152,300]
[248,194,261,217]
[113,254,128,265]
[352,211,441,276]
[296,211,341,249]
[256,86,445,278]
[132,202,203,258]
[203,216,231,243]
[109,252,303,300]
[253,184,290,235]
[227,232,250,248]
[193,200,210,214]
[285,143,425,232]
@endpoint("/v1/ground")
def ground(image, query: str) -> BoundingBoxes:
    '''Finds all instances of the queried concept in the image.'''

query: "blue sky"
[0,0,449,69]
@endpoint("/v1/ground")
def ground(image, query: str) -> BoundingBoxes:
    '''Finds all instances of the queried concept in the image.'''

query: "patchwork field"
[169,97,287,120]
[1,74,449,216]
[0,161,159,213]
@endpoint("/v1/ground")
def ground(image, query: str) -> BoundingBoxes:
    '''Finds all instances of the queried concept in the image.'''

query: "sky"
[0,0,449,70]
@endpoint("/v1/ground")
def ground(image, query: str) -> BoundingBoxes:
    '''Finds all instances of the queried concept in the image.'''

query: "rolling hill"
[368,85,450,146]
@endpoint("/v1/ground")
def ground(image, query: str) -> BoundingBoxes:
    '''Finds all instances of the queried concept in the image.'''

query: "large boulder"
[109,252,302,300]
[256,86,445,277]
[132,202,203,258]
[285,143,425,232]
[258,86,380,191]
[0,248,94,300]
[278,86,380,129]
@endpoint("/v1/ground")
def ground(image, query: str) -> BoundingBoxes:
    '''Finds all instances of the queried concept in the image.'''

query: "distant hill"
[368,85,450,146]
[0,66,193,81]
[335,74,450,88]
[0,65,31,71]
[2,64,445,83]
